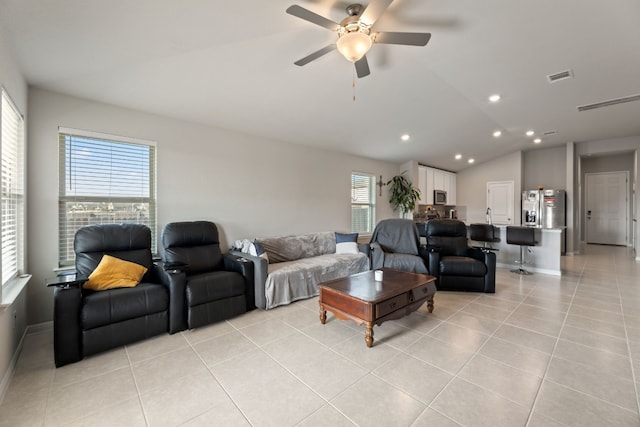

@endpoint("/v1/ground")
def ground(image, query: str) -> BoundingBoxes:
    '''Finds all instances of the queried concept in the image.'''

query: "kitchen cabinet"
[417,166,456,205]
[418,166,433,204]
[447,172,456,205]
[433,170,446,192]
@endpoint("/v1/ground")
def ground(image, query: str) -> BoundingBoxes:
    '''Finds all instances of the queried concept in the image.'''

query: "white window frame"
[351,172,376,234]
[1,88,26,291]
[58,127,157,266]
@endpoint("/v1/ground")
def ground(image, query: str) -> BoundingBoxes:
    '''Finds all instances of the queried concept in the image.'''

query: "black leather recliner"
[53,223,184,367]
[161,221,254,331]
[424,219,496,293]
[370,218,429,274]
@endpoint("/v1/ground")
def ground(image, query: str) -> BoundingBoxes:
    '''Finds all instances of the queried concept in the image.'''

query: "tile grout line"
[124,344,151,427]
[417,287,540,421]
[614,255,640,418]
[524,251,586,426]
[185,323,256,427]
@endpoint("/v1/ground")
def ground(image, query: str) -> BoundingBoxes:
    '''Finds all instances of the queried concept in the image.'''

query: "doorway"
[487,181,514,225]
[585,171,628,245]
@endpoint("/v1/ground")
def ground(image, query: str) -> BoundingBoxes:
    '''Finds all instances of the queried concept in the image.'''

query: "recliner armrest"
[482,250,496,293]
[155,264,187,333]
[466,247,485,261]
[370,242,386,270]
[230,251,267,310]
[224,254,256,311]
[426,250,440,279]
[54,284,82,367]
[161,261,189,272]
[357,243,370,257]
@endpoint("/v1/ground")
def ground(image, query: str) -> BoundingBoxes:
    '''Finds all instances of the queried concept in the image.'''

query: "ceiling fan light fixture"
[337,24,372,62]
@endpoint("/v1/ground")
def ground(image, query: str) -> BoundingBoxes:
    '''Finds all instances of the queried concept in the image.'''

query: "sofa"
[232,231,370,309]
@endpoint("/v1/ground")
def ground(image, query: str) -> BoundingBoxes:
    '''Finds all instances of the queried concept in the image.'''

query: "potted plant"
[387,174,421,217]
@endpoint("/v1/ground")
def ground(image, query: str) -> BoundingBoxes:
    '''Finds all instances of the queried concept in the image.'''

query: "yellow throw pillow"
[83,255,148,291]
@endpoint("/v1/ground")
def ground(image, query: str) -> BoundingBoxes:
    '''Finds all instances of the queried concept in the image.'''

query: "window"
[351,172,375,234]
[1,90,25,286]
[58,128,156,265]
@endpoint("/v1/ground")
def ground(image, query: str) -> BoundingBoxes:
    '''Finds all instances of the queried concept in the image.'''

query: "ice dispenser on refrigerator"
[521,189,566,228]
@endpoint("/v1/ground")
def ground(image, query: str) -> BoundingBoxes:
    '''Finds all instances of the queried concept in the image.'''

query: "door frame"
[486,180,515,225]
[584,171,629,245]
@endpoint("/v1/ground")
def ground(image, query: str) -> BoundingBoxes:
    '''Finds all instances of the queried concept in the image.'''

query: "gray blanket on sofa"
[265,253,368,309]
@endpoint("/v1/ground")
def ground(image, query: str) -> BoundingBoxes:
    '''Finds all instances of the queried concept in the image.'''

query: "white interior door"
[586,171,628,245]
[487,181,514,224]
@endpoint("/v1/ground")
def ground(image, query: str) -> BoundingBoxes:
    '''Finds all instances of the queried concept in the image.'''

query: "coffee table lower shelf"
[318,269,436,348]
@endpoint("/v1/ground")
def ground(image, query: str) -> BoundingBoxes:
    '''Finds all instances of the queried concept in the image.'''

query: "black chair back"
[161,221,223,275]
[506,226,536,246]
[74,223,155,282]
[425,219,469,256]
[469,223,496,242]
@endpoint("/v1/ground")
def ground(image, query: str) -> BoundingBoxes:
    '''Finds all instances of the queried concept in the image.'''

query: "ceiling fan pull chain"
[352,70,356,102]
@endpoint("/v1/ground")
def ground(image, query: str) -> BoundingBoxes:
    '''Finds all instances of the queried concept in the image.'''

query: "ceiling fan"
[286,1,431,78]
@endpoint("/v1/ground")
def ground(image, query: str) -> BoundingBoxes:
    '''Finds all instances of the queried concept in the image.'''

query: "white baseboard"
[27,321,53,334]
[496,262,562,276]
[0,327,27,406]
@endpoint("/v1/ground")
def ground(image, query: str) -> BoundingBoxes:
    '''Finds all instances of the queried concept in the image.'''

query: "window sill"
[0,274,31,308]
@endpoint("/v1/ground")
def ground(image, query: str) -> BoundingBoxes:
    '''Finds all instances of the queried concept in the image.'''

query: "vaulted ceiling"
[1,0,639,171]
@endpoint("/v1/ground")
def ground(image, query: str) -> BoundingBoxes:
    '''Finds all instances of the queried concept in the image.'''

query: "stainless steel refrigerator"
[521,189,566,228]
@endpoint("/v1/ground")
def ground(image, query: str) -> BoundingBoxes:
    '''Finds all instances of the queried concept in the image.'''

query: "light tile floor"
[2,244,640,426]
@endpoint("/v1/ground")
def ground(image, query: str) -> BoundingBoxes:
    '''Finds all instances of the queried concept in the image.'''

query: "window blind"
[1,91,25,286]
[58,129,157,265]
[351,173,375,233]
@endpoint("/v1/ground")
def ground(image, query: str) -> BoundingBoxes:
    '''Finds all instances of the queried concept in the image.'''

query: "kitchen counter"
[468,225,565,276]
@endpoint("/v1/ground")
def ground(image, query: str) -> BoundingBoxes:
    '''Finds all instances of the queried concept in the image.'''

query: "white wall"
[0,27,29,402]
[456,151,523,224]
[27,88,400,325]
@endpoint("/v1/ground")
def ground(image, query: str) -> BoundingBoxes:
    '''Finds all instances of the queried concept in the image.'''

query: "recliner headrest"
[425,219,467,238]
[162,221,219,249]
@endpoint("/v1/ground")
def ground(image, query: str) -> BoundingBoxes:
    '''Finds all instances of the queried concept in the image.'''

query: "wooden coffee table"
[319,268,436,347]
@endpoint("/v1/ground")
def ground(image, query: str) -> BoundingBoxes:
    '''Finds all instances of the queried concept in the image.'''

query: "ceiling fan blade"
[294,44,337,66]
[374,32,431,46]
[286,5,340,31]
[355,56,371,78]
[360,0,394,26]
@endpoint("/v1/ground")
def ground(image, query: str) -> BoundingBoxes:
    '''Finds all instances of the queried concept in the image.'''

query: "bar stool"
[506,226,536,275]
[469,223,500,252]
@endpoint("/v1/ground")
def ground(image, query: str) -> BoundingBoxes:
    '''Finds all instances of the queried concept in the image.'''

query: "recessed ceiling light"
[488,94,501,103]
[533,138,542,144]
[455,154,462,160]
[493,130,502,137]
[400,134,410,142]
[468,158,475,164]
[526,130,535,137]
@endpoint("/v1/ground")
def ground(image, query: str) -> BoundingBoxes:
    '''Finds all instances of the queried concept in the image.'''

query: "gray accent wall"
[524,146,567,190]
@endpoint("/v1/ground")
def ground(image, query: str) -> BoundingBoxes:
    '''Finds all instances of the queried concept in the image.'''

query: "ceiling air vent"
[577,94,640,112]
[543,131,557,136]
[547,69,573,83]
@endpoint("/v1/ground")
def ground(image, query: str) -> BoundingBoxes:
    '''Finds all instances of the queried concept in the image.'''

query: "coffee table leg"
[365,323,374,347]
[319,306,327,324]
[427,297,434,313]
